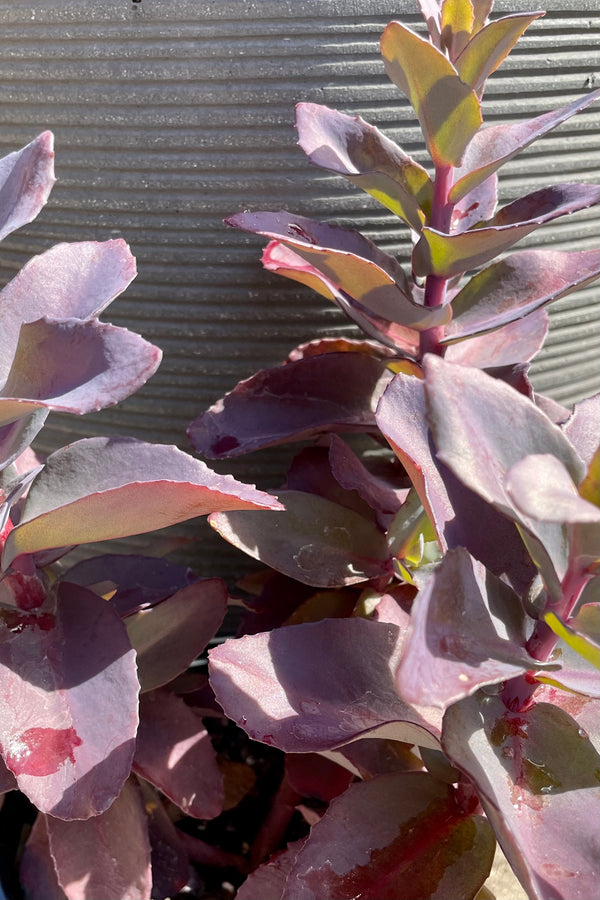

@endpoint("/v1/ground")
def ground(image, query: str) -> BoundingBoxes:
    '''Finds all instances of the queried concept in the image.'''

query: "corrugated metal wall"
[1,0,598,577]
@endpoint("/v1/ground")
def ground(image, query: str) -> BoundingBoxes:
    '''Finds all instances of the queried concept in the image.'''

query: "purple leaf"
[445,309,549,367]
[506,454,600,524]
[0,131,55,242]
[46,778,152,900]
[450,170,498,232]
[228,211,447,332]
[377,371,541,594]
[210,490,391,588]
[0,582,138,819]
[563,394,600,469]
[262,241,423,355]
[0,410,48,473]
[237,841,306,900]
[137,779,190,900]
[125,578,227,692]
[397,549,543,710]
[423,356,585,520]
[63,553,198,617]
[0,318,161,427]
[451,88,600,202]
[3,436,282,568]
[283,773,495,900]
[0,753,17,794]
[188,352,394,459]
[444,249,600,342]
[380,22,482,167]
[133,688,223,818]
[328,434,408,522]
[414,183,600,277]
[0,240,137,381]
[295,103,433,229]
[209,618,442,752]
[20,816,67,900]
[443,689,600,900]
[285,753,354,803]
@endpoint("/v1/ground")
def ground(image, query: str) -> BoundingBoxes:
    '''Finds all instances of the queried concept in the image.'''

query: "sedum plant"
[0,133,283,898]
[187,2,600,898]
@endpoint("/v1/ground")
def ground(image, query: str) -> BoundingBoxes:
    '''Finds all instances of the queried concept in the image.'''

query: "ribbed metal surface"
[1,0,598,577]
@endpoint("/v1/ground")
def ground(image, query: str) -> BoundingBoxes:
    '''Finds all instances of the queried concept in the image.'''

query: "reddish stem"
[419,164,454,360]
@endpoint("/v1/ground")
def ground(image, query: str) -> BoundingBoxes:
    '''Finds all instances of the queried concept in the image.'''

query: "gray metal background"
[0,0,598,578]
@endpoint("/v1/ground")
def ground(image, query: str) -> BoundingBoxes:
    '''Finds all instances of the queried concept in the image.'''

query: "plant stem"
[420,164,454,359]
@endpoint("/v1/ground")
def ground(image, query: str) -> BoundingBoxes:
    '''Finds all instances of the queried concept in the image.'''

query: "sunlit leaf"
[414,184,600,277]
[451,89,600,202]
[0,131,55,242]
[440,0,475,59]
[296,103,433,228]
[544,609,600,669]
[3,437,282,568]
[381,21,482,166]
[455,13,543,93]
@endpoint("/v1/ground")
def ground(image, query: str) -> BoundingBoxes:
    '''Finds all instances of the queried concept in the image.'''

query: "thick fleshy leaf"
[295,103,433,228]
[133,688,223,819]
[285,753,354,803]
[209,617,442,752]
[125,578,227,692]
[228,211,447,331]
[450,169,498,233]
[64,553,198,617]
[0,409,48,472]
[397,549,545,710]
[440,0,474,59]
[418,0,443,47]
[506,454,600,525]
[543,608,600,670]
[236,841,306,900]
[445,309,549,367]
[413,183,600,277]
[137,779,189,900]
[283,772,495,900]
[2,437,282,568]
[444,249,600,342]
[46,778,152,900]
[211,490,390,588]
[563,394,600,470]
[262,242,422,356]
[451,88,600,202]
[20,816,67,900]
[380,22,482,166]
[423,356,585,518]
[188,352,394,459]
[0,318,161,427]
[0,131,55,242]
[455,13,543,94]
[0,582,138,819]
[327,434,408,521]
[376,371,537,595]
[0,240,137,383]
[443,689,600,900]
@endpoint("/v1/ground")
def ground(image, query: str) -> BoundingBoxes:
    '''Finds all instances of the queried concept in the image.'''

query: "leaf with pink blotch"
[295,102,433,229]
[0,318,161,427]
[396,548,546,711]
[281,772,495,900]
[443,687,600,900]
[0,582,138,819]
[2,436,282,568]
[209,617,442,753]
[133,688,223,819]
[188,352,394,459]
[46,778,152,900]
[451,88,600,202]
[125,577,227,692]
[210,490,390,588]
[413,183,600,277]
[0,131,55,242]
